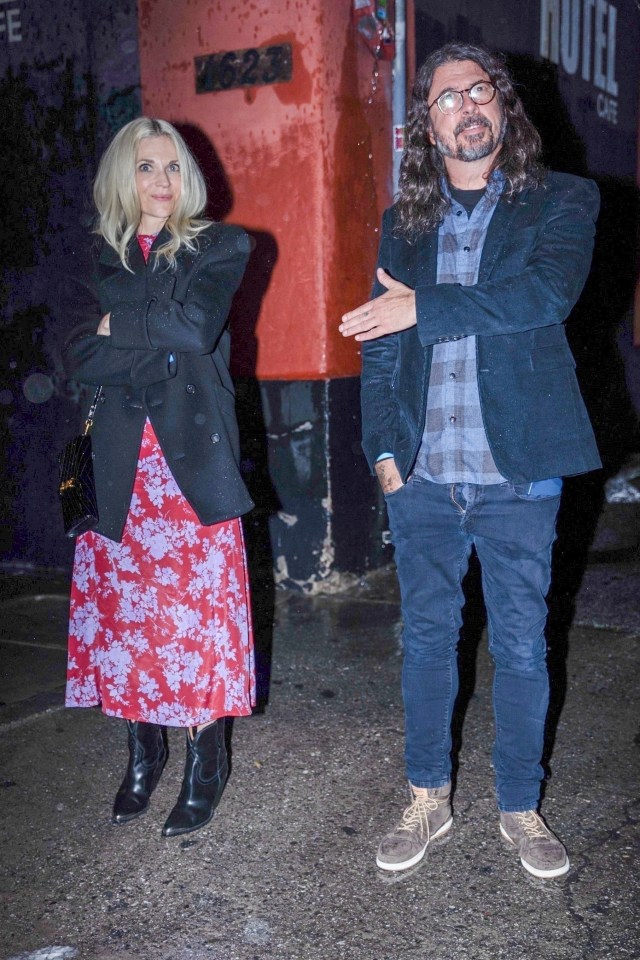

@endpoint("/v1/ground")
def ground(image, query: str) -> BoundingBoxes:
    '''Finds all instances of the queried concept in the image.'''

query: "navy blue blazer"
[361,172,602,484]
[60,222,254,541]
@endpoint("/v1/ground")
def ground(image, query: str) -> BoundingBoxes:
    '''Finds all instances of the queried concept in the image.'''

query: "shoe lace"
[514,811,549,840]
[398,794,440,836]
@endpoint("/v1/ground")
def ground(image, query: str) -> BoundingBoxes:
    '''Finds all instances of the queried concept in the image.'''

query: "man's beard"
[433,113,506,162]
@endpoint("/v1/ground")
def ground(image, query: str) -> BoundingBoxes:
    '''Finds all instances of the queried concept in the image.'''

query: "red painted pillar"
[138,0,394,588]
[138,0,392,379]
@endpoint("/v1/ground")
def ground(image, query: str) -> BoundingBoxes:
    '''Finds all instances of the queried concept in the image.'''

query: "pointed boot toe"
[161,805,215,838]
[162,720,228,838]
[112,791,150,824]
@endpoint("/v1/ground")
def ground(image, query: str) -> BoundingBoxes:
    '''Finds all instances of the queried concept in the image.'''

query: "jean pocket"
[383,482,407,500]
[511,478,563,501]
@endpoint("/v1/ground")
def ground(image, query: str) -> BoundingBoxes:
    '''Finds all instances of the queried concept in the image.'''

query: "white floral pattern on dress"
[66,419,255,726]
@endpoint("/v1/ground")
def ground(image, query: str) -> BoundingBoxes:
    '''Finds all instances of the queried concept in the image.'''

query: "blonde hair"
[93,117,210,271]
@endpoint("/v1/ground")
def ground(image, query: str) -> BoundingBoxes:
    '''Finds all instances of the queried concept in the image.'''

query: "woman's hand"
[97,313,111,336]
[339,269,417,341]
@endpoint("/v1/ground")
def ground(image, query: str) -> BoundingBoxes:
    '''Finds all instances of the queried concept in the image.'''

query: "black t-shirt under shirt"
[449,184,487,215]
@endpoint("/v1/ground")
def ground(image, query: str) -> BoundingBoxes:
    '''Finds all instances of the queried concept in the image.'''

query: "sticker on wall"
[195,44,292,94]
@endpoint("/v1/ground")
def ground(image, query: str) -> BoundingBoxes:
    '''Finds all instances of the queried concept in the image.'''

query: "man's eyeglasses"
[427,81,497,116]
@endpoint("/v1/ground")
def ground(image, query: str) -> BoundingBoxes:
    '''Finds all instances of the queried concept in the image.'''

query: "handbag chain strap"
[82,386,103,436]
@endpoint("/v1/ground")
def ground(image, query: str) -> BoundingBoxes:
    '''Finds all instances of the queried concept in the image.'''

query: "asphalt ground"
[0,556,639,960]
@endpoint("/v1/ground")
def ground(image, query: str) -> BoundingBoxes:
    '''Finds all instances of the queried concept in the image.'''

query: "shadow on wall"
[176,123,280,710]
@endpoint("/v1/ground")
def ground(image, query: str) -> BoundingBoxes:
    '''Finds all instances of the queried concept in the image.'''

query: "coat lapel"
[97,236,146,307]
[145,228,178,298]
[97,229,176,302]
[97,235,145,272]
[97,227,171,271]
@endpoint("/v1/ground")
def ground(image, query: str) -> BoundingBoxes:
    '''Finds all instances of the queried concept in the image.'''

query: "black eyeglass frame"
[427,81,497,115]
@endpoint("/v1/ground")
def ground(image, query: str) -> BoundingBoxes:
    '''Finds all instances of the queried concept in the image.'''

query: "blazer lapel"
[479,190,527,281]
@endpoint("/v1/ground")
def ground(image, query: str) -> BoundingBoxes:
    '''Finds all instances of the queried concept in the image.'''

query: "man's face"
[427,59,505,163]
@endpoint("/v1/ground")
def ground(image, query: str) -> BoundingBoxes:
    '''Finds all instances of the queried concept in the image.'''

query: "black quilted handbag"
[57,387,102,537]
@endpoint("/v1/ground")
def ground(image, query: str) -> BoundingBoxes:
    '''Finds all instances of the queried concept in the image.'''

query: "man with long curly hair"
[340,42,600,879]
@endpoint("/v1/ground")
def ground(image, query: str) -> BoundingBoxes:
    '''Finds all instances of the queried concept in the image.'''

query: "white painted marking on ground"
[7,947,79,960]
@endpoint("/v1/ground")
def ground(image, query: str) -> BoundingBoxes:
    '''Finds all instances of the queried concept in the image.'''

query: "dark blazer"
[60,222,254,541]
[361,171,602,484]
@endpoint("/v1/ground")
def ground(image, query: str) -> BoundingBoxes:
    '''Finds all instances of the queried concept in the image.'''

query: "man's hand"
[96,313,111,336]
[375,457,404,495]
[339,269,417,341]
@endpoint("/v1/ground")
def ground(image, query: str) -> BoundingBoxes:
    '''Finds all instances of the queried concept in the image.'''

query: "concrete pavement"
[0,558,639,960]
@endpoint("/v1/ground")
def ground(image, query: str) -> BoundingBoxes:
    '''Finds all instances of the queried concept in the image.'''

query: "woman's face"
[135,135,182,234]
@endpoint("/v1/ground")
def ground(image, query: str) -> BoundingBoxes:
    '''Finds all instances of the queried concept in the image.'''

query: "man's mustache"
[454,115,492,136]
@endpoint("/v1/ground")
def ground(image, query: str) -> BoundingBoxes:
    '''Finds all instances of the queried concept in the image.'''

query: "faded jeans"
[384,476,561,812]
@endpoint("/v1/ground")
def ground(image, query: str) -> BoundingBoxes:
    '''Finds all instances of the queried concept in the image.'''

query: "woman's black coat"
[60,223,254,541]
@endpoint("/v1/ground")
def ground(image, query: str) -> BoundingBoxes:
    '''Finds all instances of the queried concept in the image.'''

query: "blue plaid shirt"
[413,175,506,484]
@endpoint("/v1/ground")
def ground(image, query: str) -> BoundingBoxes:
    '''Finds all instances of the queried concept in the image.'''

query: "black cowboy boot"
[112,721,167,824]
[161,720,228,837]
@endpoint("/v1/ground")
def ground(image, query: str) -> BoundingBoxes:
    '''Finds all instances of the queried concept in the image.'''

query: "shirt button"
[456,210,463,216]
[186,384,196,394]
[449,416,457,423]
[210,433,220,443]
[463,245,471,252]
[449,372,456,380]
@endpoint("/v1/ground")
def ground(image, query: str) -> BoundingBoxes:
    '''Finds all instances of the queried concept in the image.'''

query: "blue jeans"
[384,476,561,812]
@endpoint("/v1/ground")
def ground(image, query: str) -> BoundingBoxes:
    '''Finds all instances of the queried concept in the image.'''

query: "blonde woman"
[61,117,255,837]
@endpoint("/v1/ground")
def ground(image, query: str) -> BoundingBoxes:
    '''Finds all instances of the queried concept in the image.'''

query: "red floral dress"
[65,235,255,727]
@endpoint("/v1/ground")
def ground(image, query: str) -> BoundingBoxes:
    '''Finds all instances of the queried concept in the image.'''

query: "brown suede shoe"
[500,811,570,878]
[376,783,453,872]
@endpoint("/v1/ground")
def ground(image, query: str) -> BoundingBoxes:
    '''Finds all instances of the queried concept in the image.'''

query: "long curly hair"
[395,42,544,239]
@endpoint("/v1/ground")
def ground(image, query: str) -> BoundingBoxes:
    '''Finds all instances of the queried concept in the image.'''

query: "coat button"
[186,384,196,394]
[210,433,220,443]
